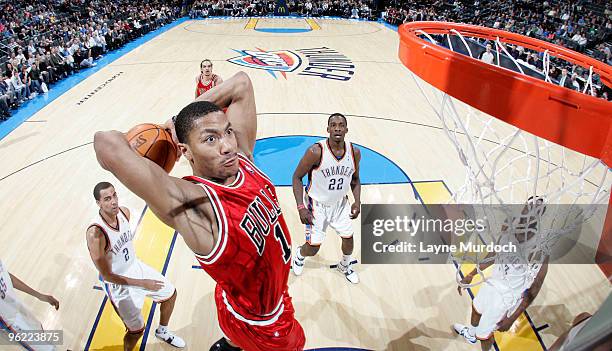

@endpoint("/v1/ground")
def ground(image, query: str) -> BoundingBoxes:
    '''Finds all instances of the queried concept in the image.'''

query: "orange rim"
[398,22,612,166]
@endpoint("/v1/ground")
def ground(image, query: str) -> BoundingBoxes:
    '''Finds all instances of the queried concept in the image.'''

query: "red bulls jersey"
[184,155,293,324]
[196,73,219,97]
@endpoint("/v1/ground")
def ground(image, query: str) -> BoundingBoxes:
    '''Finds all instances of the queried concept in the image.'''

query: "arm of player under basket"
[9,273,60,309]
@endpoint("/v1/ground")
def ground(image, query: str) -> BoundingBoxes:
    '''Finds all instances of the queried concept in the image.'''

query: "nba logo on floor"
[228,48,301,78]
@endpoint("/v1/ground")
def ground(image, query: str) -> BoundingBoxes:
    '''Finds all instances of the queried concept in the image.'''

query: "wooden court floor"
[0,18,609,350]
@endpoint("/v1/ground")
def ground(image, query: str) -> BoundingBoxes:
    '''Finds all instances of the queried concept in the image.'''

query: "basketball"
[126,123,177,173]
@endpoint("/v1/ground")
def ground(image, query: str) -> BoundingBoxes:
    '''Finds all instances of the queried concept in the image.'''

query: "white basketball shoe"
[337,261,359,284]
[292,246,306,276]
[453,323,477,344]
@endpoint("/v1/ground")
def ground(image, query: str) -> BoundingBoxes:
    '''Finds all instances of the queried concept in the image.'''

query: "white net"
[410,31,612,288]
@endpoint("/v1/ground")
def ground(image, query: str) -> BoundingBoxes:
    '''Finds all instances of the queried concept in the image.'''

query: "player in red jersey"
[94,71,305,351]
[196,59,223,98]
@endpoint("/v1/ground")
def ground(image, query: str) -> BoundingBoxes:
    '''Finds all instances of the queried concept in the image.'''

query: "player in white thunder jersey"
[453,197,550,351]
[0,259,59,351]
[86,182,185,350]
[292,113,362,284]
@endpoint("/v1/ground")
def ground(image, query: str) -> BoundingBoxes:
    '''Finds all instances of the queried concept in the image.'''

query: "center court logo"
[228,47,355,81]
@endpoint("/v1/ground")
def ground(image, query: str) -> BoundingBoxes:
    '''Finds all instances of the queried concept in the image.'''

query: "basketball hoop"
[398,22,612,287]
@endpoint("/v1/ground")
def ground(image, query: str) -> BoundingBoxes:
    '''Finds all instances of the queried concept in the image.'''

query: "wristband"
[297,204,306,210]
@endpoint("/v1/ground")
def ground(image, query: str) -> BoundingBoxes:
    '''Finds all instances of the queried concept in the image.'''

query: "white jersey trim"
[194,184,228,265]
[87,210,130,255]
[221,290,284,326]
[188,169,245,189]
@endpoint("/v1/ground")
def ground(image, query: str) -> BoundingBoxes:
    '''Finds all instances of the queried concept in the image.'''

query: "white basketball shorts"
[102,260,175,332]
[471,282,522,339]
[304,195,353,246]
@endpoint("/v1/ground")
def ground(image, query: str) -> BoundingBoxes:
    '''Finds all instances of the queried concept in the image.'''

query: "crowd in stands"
[474,39,610,99]
[1,0,609,123]
[0,0,183,121]
[287,0,376,19]
[190,1,378,20]
[190,0,275,17]
[383,0,612,100]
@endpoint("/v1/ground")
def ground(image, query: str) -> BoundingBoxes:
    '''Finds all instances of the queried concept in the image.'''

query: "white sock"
[341,254,351,266]
[157,325,168,334]
[296,246,304,260]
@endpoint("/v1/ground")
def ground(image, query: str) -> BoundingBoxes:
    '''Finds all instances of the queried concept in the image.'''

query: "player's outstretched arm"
[9,273,59,310]
[292,144,321,225]
[195,71,256,160]
[94,130,193,226]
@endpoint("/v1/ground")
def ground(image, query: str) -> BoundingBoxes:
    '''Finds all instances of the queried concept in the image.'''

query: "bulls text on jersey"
[239,185,291,263]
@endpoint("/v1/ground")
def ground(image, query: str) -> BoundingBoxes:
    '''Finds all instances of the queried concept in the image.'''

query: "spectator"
[531,53,543,71]
[2,74,17,108]
[559,68,572,89]
[60,44,76,70]
[5,62,15,78]
[50,47,69,78]
[80,51,96,69]
[19,65,35,99]
[10,68,26,103]
[480,44,495,65]
[569,72,581,91]
[9,53,20,70]
[44,52,59,81]
[28,61,43,95]
[26,40,36,58]
[0,76,11,120]
[38,53,53,83]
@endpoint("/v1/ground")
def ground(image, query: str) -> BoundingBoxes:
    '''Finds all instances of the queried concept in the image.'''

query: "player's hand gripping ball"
[126,123,178,173]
